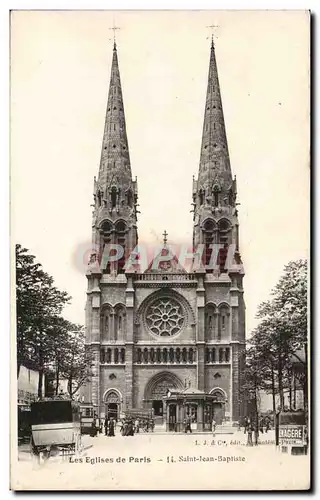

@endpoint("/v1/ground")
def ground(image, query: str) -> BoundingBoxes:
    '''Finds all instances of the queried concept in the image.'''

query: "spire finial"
[163,230,168,245]
[109,20,120,49]
[206,24,219,48]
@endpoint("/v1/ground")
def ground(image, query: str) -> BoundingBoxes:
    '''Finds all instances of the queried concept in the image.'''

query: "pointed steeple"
[98,42,132,191]
[198,39,233,191]
[90,42,138,275]
[192,39,241,273]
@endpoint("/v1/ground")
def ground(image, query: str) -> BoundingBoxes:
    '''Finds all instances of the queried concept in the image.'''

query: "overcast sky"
[11,10,309,334]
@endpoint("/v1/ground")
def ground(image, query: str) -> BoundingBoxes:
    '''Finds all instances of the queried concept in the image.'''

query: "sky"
[11,10,309,334]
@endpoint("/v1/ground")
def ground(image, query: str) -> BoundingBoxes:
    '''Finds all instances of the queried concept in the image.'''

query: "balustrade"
[134,273,196,282]
[134,346,196,364]
[205,347,230,363]
[100,346,126,364]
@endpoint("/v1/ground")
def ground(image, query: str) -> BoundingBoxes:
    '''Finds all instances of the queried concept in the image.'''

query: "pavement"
[13,430,310,491]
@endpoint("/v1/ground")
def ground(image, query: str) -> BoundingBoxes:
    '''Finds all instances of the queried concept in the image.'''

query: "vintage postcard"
[10,10,310,490]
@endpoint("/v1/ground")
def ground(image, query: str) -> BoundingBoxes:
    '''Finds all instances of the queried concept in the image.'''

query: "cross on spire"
[109,22,120,48]
[206,24,219,46]
[163,230,168,245]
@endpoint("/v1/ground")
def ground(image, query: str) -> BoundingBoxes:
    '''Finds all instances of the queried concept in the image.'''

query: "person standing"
[90,420,97,437]
[253,420,259,446]
[127,419,134,436]
[108,417,115,437]
[211,418,216,436]
[185,415,192,434]
[134,418,140,434]
[104,415,108,436]
[247,419,253,446]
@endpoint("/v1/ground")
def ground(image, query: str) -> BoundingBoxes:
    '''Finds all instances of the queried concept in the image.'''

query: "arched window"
[111,186,117,209]
[143,348,149,364]
[188,348,194,363]
[163,348,168,363]
[219,348,223,363]
[101,305,112,342]
[100,348,105,363]
[120,348,125,364]
[169,348,174,363]
[114,348,119,364]
[114,305,126,341]
[150,348,155,363]
[218,305,230,340]
[213,186,220,207]
[205,304,216,339]
[156,348,161,363]
[106,348,112,364]
[202,219,216,270]
[182,348,187,363]
[205,348,210,363]
[212,348,216,363]
[176,348,181,363]
[137,348,142,364]
[225,347,230,362]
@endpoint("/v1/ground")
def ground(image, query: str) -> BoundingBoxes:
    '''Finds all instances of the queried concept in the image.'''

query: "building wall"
[83,273,245,422]
[18,365,44,402]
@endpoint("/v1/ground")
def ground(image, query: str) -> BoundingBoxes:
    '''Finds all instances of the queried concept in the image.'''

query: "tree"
[245,260,308,415]
[16,245,71,396]
[256,259,308,410]
[59,326,94,397]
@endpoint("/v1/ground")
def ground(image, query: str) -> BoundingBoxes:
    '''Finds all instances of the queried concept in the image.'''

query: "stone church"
[82,38,246,427]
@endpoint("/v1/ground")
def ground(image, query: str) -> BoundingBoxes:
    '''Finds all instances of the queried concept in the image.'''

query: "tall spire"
[91,42,138,275]
[98,43,132,192]
[198,39,232,191]
[192,39,240,272]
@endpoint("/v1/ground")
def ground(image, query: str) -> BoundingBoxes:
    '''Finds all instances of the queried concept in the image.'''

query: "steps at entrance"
[215,424,237,435]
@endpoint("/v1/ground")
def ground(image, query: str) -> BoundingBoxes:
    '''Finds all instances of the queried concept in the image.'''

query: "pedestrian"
[95,415,100,435]
[259,417,264,434]
[185,415,192,434]
[134,418,140,434]
[247,420,253,446]
[150,419,155,432]
[211,418,216,436]
[127,419,134,436]
[104,416,108,436]
[90,420,97,437]
[243,416,248,434]
[253,421,259,446]
[108,417,115,437]
[265,418,270,433]
[122,419,128,436]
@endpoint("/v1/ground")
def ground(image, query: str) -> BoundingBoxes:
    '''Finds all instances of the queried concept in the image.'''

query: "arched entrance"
[104,389,122,421]
[144,372,184,425]
[209,388,227,424]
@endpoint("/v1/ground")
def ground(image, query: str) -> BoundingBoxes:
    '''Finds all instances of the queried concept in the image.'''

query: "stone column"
[198,401,204,431]
[110,311,115,342]
[125,274,134,409]
[90,274,101,412]
[196,270,206,391]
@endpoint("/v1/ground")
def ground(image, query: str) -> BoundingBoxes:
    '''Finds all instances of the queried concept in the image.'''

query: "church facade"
[82,39,246,426]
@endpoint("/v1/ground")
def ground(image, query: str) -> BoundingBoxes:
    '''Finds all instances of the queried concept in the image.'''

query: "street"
[13,429,309,490]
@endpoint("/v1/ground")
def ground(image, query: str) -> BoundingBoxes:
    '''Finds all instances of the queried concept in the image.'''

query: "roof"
[145,244,187,274]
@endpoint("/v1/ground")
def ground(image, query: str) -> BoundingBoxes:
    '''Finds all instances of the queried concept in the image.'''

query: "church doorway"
[168,404,177,431]
[104,390,121,421]
[212,403,224,425]
[144,372,184,426]
[152,400,163,417]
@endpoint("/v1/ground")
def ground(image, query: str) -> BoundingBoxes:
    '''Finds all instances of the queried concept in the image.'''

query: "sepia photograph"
[10,9,310,490]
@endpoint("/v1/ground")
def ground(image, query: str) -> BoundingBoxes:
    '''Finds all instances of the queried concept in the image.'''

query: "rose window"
[146,298,185,337]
